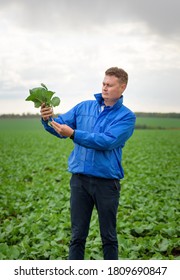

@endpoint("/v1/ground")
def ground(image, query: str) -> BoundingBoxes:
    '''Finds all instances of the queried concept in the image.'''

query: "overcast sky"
[0,0,180,114]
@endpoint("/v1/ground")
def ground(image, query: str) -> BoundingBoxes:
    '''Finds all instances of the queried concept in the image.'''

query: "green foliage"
[25,83,60,108]
[0,119,179,260]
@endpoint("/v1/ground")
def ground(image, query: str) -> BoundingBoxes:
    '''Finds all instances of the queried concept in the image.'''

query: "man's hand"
[40,103,53,121]
[51,121,74,137]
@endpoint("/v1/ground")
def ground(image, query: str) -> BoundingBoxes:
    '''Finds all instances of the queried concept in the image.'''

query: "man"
[40,67,136,260]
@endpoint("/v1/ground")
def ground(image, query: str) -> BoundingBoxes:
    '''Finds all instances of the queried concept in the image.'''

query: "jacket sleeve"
[41,105,77,138]
[74,113,136,150]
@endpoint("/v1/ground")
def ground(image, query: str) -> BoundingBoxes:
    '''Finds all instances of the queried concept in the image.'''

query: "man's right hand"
[40,103,54,121]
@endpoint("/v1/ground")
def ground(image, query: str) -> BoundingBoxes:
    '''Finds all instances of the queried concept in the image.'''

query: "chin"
[102,93,108,98]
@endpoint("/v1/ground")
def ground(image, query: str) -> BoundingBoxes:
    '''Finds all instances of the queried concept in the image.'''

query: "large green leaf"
[34,101,42,108]
[51,96,60,107]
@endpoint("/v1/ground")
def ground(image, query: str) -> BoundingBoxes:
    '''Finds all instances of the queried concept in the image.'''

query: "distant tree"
[0,112,180,119]
[135,112,180,118]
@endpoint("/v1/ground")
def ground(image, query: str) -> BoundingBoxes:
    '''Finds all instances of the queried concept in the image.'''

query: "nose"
[103,84,108,91]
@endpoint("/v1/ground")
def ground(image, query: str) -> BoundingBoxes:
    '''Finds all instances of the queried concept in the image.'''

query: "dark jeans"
[68,173,120,260]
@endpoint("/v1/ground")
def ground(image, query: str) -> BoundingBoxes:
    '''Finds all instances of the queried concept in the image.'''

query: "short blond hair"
[105,67,128,84]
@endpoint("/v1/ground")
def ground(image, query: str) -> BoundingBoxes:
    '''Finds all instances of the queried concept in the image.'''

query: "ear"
[120,83,127,92]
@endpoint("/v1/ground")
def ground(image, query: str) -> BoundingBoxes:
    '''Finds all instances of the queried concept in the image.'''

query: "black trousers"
[68,173,120,260]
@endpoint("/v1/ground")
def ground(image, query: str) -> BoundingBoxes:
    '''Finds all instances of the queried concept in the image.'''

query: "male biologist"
[40,67,136,259]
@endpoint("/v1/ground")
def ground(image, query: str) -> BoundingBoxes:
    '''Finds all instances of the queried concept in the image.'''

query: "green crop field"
[0,118,180,260]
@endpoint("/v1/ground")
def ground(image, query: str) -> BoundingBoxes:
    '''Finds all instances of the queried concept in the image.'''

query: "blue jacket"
[42,93,136,179]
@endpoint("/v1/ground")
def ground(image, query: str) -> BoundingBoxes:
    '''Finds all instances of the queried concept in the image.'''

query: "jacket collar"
[94,93,123,109]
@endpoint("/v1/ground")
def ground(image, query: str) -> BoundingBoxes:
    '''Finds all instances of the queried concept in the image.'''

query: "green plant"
[25,83,60,108]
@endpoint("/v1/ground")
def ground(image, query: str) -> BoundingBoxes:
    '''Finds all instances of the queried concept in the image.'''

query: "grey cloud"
[125,0,180,37]
[0,0,180,37]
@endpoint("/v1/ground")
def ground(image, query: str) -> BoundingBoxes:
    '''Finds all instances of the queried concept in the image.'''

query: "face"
[102,75,126,106]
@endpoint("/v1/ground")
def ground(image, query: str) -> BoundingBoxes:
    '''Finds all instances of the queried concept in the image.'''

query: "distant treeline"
[0,113,41,119]
[0,112,180,119]
[135,112,180,118]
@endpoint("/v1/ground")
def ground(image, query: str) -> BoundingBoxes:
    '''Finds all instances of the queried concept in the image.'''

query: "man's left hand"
[51,121,74,137]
